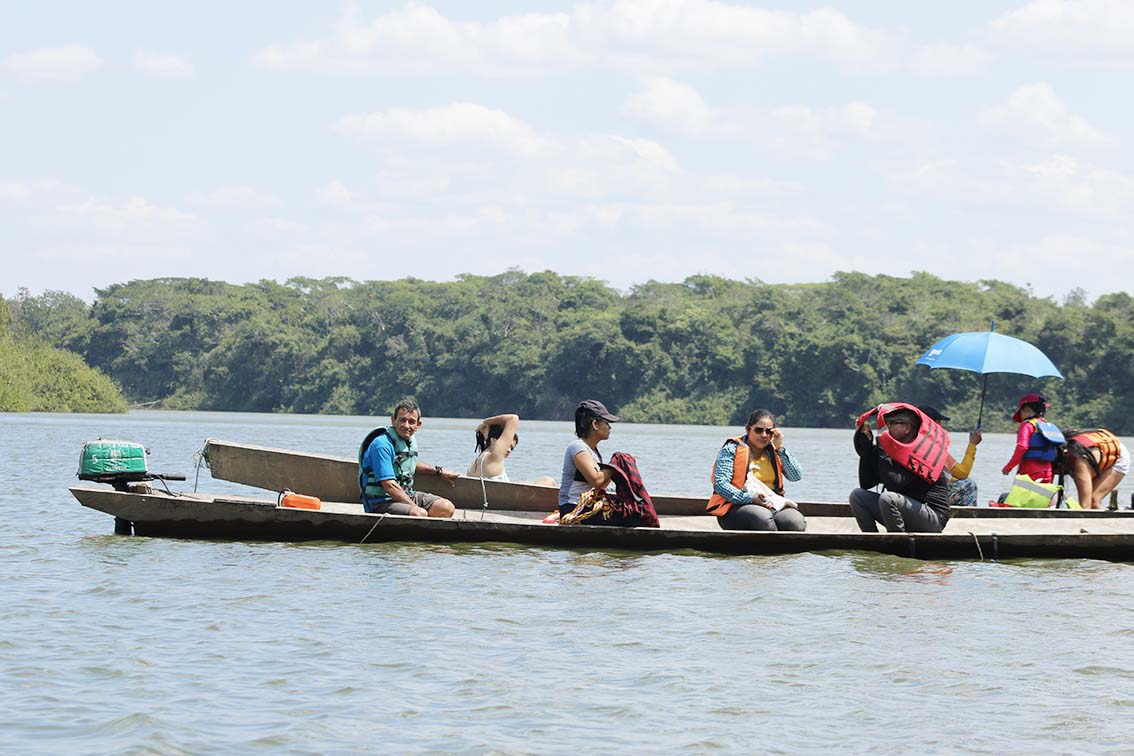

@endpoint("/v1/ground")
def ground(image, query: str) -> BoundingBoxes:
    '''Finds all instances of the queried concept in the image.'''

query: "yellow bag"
[1003,475,1061,508]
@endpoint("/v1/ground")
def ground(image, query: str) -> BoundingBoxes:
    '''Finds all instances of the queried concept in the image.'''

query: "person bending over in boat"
[358,398,458,518]
[468,413,557,486]
[918,405,982,507]
[706,409,805,531]
[1058,428,1129,509]
[1002,393,1062,484]
[558,400,617,519]
[850,403,956,533]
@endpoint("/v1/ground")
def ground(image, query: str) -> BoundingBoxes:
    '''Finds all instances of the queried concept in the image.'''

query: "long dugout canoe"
[200,439,1134,519]
[70,485,1134,562]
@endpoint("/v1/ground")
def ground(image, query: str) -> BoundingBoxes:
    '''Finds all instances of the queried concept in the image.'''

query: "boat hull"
[71,485,1134,562]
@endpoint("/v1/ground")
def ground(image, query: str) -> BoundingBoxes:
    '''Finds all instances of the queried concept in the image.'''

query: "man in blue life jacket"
[359,398,459,517]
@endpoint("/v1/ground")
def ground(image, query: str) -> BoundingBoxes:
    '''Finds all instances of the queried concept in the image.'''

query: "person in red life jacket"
[1001,393,1060,483]
[850,404,955,533]
[1058,428,1130,509]
[918,405,982,507]
[707,409,806,531]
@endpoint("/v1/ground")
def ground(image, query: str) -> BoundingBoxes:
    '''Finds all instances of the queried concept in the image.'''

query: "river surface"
[2,410,1133,755]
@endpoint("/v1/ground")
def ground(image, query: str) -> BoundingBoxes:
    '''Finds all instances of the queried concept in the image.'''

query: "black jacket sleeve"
[854,428,880,489]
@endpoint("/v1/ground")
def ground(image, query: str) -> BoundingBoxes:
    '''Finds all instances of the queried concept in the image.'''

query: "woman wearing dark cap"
[558,399,617,517]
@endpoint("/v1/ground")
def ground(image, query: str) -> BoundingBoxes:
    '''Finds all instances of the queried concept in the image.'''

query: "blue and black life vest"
[358,426,418,502]
[1022,418,1066,462]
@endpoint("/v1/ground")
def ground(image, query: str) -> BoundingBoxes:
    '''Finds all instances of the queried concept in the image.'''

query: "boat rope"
[192,444,208,493]
[478,472,489,521]
[967,532,984,561]
[360,512,387,544]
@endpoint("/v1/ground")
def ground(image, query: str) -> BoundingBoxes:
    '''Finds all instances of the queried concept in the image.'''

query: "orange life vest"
[706,436,784,517]
[855,402,950,483]
[1067,429,1122,476]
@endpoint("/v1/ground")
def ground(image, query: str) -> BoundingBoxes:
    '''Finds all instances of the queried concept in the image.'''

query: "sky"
[2,0,1133,303]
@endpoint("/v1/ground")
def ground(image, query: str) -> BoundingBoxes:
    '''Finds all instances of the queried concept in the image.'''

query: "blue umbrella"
[916,324,1063,427]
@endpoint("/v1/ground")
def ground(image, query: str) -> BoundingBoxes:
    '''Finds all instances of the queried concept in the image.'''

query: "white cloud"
[261,218,307,234]
[255,3,578,75]
[133,51,194,78]
[0,179,67,202]
[339,103,549,157]
[624,77,715,135]
[319,180,357,206]
[575,0,887,70]
[841,101,877,135]
[892,151,1134,220]
[911,42,990,76]
[67,196,196,233]
[551,135,680,199]
[744,100,884,159]
[2,45,101,81]
[966,235,1132,290]
[992,0,1134,60]
[1020,154,1134,217]
[199,186,279,208]
[254,1,887,75]
[980,83,1113,146]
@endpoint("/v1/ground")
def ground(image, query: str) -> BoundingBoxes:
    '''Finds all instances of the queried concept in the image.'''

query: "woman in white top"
[468,413,521,482]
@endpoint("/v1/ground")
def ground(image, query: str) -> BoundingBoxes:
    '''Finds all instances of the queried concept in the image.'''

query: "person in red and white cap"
[1002,393,1059,483]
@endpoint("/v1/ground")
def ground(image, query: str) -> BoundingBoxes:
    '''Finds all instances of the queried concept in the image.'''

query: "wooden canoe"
[200,439,1134,520]
[70,484,1134,562]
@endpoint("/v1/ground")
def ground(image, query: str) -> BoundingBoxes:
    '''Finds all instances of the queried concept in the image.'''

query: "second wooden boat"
[200,439,1133,519]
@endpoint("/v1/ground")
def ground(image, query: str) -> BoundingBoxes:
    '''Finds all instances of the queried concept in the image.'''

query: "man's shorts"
[370,490,444,515]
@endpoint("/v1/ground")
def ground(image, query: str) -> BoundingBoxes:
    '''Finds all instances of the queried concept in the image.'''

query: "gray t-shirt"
[559,438,602,509]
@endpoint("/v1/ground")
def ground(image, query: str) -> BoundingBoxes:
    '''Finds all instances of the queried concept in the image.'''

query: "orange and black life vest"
[1066,429,1122,476]
[855,402,950,483]
[706,436,784,517]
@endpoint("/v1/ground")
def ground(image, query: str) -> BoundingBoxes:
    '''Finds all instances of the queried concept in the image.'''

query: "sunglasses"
[750,427,776,436]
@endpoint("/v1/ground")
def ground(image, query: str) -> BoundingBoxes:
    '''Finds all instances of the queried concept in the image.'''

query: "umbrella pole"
[977,374,989,429]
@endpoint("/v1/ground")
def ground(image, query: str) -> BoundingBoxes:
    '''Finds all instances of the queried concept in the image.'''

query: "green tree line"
[8,271,1134,432]
[0,294,127,413]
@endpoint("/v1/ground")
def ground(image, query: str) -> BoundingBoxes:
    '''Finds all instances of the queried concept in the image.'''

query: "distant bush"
[0,296,127,413]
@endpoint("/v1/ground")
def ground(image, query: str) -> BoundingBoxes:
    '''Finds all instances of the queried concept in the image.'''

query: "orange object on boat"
[280,492,321,510]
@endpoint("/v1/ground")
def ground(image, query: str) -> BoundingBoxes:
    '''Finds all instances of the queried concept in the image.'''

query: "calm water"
[2,411,1133,755]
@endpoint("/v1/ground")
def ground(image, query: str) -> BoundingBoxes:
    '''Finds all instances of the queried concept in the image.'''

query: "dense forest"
[6,271,1133,432]
[0,295,127,413]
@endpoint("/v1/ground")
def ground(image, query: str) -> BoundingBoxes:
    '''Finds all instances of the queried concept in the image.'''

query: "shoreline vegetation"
[3,271,1132,433]
[0,296,127,413]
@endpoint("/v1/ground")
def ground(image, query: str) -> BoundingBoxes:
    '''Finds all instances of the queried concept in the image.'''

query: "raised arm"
[950,430,982,480]
[477,413,520,465]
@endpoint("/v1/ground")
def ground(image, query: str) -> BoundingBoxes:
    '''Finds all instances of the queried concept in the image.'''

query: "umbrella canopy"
[916,328,1063,427]
[916,331,1063,379]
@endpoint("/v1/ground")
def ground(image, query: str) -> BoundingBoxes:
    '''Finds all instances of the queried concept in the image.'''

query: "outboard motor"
[77,439,185,492]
